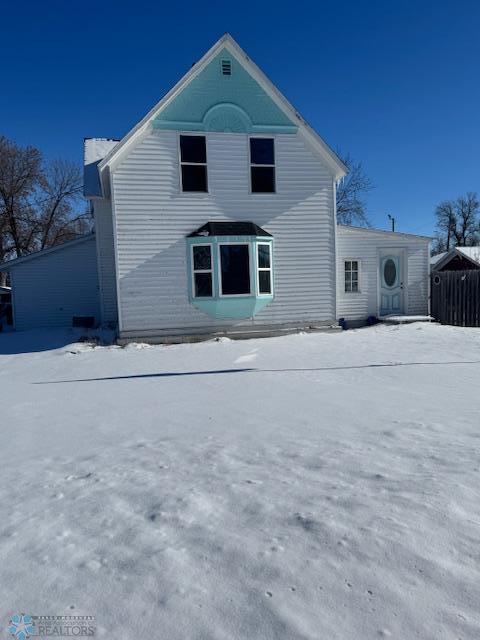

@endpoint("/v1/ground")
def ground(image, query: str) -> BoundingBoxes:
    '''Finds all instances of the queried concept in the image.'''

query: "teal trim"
[186,235,274,320]
[153,48,297,135]
[192,296,271,320]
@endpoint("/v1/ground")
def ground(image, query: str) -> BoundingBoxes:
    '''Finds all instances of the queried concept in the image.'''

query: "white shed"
[336,225,431,325]
[6,235,100,331]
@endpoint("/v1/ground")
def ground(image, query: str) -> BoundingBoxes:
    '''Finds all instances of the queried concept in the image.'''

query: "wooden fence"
[431,270,480,327]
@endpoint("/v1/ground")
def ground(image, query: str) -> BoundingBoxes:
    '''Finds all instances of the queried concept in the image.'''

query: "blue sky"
[1,0,479,234]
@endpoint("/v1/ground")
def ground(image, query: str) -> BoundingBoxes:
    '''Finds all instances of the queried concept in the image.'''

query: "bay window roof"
[188,221,272,238]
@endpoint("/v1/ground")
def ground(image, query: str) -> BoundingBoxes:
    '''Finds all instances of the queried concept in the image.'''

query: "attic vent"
[221,59,232,75]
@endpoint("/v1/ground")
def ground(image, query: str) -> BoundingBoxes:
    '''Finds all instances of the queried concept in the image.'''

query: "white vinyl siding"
[93,198,118,325]
[9,237,100,331]
[111,130,337,338]
[336,226,430,321]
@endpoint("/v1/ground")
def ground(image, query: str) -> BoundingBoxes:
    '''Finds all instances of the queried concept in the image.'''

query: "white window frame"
[218,242,252,298]
[248,136,276,194]
[344,258,361,294]
[191,243,213,298]
[257,242,273,296]
[178,133,209,194]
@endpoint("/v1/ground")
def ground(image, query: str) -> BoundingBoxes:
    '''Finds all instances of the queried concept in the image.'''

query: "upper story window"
[250,138,275,193]
[180,135,208,192]
[345,260,360,293]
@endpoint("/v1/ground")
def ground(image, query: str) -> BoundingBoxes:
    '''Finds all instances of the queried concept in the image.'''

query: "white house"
[3,34,430,339]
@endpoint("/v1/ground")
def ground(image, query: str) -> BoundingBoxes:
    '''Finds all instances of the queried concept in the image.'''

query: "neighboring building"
[431,246,480,272]
[2,34,430,338]
[0,285,12,328]
[4,235,99,331]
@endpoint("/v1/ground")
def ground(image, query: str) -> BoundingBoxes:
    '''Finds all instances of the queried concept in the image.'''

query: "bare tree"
[36,159,88,249]
[336,153,373,227]
[433,192,479,253]
[0,136,91,281]
[0,136,42,262]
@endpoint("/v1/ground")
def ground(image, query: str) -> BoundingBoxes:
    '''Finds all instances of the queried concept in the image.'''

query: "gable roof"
[96,33,347,191]
[430,251,446,266]
[431,246,480,270]
[457,246,480,264]
[1,234,95,270]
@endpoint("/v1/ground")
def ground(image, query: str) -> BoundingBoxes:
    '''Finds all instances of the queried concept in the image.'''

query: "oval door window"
[384,259,397,287]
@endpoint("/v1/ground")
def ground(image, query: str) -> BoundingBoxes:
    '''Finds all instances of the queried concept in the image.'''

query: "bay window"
[187,221,274,319]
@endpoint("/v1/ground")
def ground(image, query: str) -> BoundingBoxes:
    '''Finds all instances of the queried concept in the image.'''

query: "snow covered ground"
[1,323,480,639]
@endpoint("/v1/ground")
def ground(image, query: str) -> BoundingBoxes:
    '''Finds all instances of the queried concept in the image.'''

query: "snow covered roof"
[430,252,446,266]
[457,246,480,264]
[84,138,119,198]
[431,246,480,270]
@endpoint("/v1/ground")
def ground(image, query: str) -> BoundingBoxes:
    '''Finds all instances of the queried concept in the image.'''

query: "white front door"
[380,251,404,315]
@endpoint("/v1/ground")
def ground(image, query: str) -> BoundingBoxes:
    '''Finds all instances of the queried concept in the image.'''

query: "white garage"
[6,234,101,331]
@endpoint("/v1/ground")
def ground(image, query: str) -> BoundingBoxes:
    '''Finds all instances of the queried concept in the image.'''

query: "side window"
[257,243,272,294]
[180,135,208,192]
[192,245,213,297]
[250,138,275,193]
[345,260,359,293]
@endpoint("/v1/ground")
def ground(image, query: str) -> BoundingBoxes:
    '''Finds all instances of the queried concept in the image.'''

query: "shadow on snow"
[33,360,480,384]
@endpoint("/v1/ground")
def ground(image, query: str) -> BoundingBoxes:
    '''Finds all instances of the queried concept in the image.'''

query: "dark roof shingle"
[188,221,272,237]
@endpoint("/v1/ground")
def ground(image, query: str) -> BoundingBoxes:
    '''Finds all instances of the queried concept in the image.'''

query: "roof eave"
[337,224,432,241]
[1,234,95,269]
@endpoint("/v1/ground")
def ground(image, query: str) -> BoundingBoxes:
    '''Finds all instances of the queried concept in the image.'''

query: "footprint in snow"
[293,513,317,532]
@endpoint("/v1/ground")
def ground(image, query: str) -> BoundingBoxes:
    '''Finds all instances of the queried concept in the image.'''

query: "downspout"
[333,178,339,323]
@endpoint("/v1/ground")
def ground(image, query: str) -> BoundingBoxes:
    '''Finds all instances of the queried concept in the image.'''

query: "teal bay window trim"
[186,234,274,319]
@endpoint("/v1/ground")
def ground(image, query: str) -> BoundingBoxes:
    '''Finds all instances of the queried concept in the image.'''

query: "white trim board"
[338,225,431,241]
